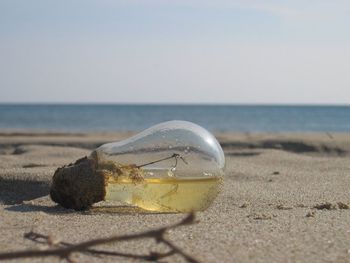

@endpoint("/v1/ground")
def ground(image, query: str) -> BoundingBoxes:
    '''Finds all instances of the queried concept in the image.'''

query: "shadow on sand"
[5,203,75,214]
[0,178,50,205]
[5,203,173,215]
[1,178,173,215]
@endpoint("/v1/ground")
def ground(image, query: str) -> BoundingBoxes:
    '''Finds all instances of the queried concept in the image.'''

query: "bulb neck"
[50,155,108,210]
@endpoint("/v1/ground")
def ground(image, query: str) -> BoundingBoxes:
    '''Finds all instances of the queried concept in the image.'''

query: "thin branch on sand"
[0,213,200,263]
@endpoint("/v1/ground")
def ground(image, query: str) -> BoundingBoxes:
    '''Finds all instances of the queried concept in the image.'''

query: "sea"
[0,104,349,133]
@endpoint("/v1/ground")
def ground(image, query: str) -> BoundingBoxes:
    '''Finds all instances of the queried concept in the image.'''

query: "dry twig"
[0,213,200,263]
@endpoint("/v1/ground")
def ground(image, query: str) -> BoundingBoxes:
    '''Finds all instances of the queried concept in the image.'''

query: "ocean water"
[0,104,349,133]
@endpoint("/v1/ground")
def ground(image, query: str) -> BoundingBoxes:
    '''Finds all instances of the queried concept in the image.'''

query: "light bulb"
[50,120,225,212]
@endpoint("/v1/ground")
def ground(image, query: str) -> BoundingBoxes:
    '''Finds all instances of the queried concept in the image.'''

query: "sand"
[1,132,350,262]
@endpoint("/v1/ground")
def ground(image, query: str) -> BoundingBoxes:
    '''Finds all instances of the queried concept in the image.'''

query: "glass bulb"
[50,120,225,212]
[94,120,225,212]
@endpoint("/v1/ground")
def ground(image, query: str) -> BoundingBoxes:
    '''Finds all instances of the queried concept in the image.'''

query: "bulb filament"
[136,153,188,169]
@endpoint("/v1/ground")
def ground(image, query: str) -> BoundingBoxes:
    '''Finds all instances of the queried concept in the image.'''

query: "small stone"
[306,211,316,217]
[337,202,349,209]
[248,213,273,220]
[272,171,280,175]
[276,204,293,210]
[240,202,250,208]
[47,236,61,246]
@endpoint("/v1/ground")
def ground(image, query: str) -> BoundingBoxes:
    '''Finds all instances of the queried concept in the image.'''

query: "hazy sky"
[0,0,349,104]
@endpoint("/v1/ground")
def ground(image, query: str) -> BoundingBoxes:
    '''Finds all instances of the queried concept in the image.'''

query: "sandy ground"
[1,132,350,263]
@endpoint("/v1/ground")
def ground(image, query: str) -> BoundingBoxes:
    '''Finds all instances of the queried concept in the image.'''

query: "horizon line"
[0,102,349,107]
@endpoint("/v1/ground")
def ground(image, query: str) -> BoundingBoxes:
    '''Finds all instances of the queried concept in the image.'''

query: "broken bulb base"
[50,156,107,210]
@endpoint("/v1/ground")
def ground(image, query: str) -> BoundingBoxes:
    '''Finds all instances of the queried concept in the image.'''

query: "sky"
[0,0,349,104]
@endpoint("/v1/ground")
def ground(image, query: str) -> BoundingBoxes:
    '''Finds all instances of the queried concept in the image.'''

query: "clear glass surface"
[96,120,225,178]
[93,120,225,212]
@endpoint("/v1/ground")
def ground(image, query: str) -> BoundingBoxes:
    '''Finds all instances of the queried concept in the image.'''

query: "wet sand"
[1,132,350,262]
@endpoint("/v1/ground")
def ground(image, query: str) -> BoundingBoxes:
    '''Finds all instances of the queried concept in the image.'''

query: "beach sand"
[1,132,350,262]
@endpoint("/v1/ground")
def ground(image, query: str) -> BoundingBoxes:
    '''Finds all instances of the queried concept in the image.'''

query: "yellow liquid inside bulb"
[105,176,222,212]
